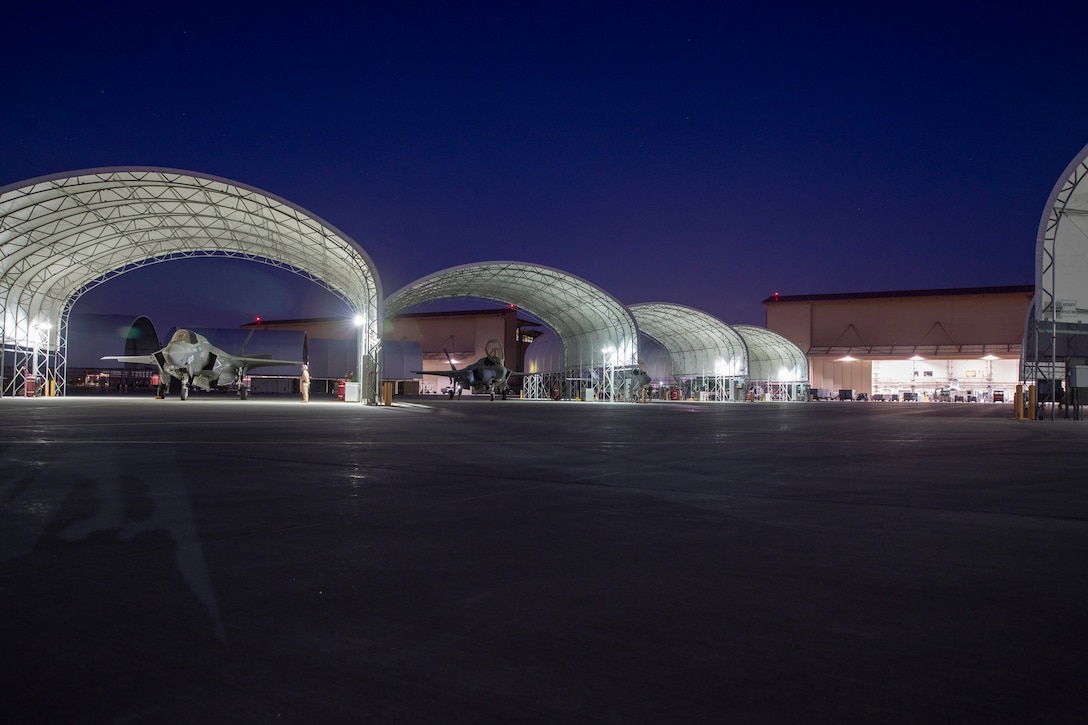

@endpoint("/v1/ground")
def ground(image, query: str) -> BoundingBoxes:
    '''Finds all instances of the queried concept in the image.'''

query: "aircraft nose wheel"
[180,385,189,400]
[239,385,249,400]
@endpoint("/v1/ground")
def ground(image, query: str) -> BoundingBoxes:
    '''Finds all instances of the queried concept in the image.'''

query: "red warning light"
[773,292,779,302]
[509,303,516,310]
[256,316,262,325]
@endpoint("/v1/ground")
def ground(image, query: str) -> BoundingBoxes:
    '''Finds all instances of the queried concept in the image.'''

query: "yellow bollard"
[1014,384,1023,419]
[1028,384,1037,420]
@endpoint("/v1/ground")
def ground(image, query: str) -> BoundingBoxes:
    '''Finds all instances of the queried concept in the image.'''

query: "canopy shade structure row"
[0,168,382,398]
[2,168,809,403]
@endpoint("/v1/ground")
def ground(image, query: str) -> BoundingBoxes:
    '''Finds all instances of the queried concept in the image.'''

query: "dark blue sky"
[4,3,1088,328]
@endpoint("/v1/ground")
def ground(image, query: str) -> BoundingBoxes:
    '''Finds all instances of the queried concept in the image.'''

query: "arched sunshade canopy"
[732,324,809,383]
[628,303,749,378]
[1036,141,1088,323]
[385,261,639,371]
[0,168,382,395]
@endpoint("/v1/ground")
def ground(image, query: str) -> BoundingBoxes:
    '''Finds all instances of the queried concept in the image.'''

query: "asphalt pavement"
[2,395,1086,723]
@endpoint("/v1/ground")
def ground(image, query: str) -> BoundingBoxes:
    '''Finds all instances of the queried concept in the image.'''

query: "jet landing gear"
[232,368,250,400]
[155,383,168,399]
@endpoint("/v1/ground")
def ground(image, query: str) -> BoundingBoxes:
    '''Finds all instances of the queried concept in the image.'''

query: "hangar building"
[764,286,1033,401]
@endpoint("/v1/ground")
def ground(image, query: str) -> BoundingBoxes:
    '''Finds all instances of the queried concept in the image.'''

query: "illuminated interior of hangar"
[1025,140,1088,399]
[385,261,640,400]
[767,286,1030,402]
[0,168,381,399]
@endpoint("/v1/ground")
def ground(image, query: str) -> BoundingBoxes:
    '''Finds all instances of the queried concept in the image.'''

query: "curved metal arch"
[1036,141,1088,323]
[2,169,380,312]
[732,324,809,383]
[628,303,749,378]
[385,261,640,371]
[1,167,383,398]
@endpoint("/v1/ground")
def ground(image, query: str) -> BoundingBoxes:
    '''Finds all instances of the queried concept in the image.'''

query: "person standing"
[300,364,311,403]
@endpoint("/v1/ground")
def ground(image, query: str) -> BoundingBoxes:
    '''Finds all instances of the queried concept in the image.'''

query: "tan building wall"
[386,310,514,366]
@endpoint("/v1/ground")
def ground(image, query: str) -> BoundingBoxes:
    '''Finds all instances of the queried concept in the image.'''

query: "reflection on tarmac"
[2,396,1087,721]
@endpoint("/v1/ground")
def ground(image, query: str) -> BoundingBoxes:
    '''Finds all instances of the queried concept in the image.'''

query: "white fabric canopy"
[0,168,382,394]
[1036,141,1088,323]
[386,261,639,372]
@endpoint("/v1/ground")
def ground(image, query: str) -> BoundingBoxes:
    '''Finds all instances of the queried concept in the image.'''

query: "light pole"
[983,354,997,402]
[31,322,51,396]
[354,314,366,404]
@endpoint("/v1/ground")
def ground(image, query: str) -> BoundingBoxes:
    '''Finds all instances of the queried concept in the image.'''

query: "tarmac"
[1,394,1086,723]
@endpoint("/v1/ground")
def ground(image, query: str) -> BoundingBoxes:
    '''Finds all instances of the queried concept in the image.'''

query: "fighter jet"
[621,368,653,402]
[103,328,301,400]
[414,339,526,401]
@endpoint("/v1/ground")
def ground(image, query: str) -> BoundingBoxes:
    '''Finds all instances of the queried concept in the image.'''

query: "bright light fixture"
[837,355,857,362]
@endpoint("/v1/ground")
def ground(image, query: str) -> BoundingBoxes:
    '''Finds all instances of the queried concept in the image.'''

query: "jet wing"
[230,355,302,371]
[101,355,157,365]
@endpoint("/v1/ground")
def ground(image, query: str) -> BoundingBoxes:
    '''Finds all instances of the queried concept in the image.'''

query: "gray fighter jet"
[621,368,653,402]
[414,339,526,401]
[103,328,301,400]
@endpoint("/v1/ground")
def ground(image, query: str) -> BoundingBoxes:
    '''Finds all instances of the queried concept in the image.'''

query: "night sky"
[4,4,1088,329]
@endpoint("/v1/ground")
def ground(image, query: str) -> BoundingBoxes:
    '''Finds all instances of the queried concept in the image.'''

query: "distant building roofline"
[241,316,347,329]
[762,284,1034,305]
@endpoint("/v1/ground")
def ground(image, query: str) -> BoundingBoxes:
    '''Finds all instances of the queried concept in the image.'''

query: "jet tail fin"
[444,349,459,372]
[238,329,256,356]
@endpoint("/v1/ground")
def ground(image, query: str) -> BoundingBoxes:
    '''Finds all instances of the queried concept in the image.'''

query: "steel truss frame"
[386,262,641,401]
[0,168,382,400]
[629,304,808,402]
[1030,142,1088,419]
